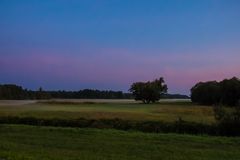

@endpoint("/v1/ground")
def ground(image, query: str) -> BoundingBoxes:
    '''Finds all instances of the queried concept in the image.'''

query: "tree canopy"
[129,77,168,103]
[191,77,240,106]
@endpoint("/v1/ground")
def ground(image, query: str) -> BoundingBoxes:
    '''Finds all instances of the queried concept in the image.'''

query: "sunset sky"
[1,0,240,94]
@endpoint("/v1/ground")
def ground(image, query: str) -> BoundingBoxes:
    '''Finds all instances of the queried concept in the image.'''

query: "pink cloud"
[1,47,239,94]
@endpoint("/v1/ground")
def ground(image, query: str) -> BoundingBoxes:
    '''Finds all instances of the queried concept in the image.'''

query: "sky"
[0,0,240,95]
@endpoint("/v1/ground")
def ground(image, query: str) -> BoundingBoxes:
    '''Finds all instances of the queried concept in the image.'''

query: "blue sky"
[0,0,240,94]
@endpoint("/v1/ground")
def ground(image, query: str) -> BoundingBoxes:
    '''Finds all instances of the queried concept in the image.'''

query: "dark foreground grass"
[0,124,240,160]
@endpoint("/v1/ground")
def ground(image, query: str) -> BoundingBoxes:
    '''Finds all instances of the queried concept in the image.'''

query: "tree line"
[0,84,132,100]
[191,77,240,106]
[0,82,188,100]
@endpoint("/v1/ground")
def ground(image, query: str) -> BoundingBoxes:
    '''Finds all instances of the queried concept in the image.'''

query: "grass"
[0,100,239,159]
[0,100,215,124]
[0,124,240,160]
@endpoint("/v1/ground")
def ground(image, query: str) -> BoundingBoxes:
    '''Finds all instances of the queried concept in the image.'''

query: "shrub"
[214,105,240,136]
[3,115,240,136]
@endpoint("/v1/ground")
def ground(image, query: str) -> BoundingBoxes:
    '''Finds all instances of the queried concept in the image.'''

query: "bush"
[0,116,221,136]
[214,105,240,136]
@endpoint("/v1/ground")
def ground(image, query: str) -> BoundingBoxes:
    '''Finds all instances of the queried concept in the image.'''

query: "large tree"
[129,77,168,104]
[191,81,221,105]
[191,77,240,106]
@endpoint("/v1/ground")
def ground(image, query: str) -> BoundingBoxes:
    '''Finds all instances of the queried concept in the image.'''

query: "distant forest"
[0,84,189,100]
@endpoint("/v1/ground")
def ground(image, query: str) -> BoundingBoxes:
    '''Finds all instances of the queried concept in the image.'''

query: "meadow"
[1,99,239,160]
[0,99,214,124]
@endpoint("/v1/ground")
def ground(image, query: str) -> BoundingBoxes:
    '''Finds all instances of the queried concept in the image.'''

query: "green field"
[0,100,215,124]
[1,124,240,160]
[1,100,239,160]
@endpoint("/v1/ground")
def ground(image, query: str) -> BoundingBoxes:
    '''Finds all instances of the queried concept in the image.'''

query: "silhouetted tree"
[0,84,25,100]
[219,77,240,106]
[191,77,240,106]
[129,77,168,103]
[36,87,51,99]
[191,81,221,105]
